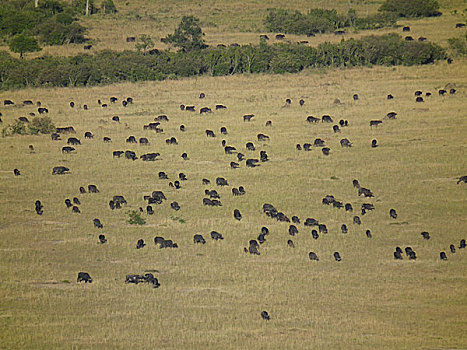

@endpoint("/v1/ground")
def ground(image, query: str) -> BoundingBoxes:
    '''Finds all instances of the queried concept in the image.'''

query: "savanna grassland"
[1,0,467,349]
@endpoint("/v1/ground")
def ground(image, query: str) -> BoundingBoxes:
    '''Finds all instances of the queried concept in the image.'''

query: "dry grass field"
[0,59,466,349]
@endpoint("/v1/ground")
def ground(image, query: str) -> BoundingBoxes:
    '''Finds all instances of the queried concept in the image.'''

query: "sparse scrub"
[127,210,146,225]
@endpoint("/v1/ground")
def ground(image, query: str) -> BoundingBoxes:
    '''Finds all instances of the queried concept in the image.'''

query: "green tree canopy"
[379,0,441,17]
[163,16,207,52]
[9,32,41,58]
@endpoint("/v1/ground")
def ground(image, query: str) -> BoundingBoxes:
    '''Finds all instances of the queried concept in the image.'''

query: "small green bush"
[128,210,146,225]
[2,121,27,137]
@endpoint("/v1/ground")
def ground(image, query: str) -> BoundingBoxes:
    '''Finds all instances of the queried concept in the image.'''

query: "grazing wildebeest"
[345,203,353,212]
[109,200,115,210]
[276,33,285,39]
[289,225,298,236]
[340,138,351,147]
[67,137,81,145]
[358,187,373,197]
[18,117,29,123]
[440,252,447,260]
[38,107,48,114]
[333,125,340,133]
[456,176,467,184]
[309,252,319,261]
[460,239,466,249]
[311,230,319,240]
[304,218,319,226]
[206,130,216,137]
[322,115,333,123]
[243,114,254,122]
[353,216,361,225]
[353,179,360,188]
[365,229,372,238]
[238,152,245,161]
[438,89,446,96]
[56,126,76,134]
[260,151,268,162]
[180,152,188,160]
[170,202,180,211]
[257,134,270,141]
[51,133,61,140]
[233,209,242,220]
[199,92,205,99]
[450,244,456,253]
[200,107,211,114]
[112,116,120,123]
[287,239,295,248]
[35,200,43,215]
[158,172,168,180]
[456,23,466,28]
[450,88,456,94]
[389,209,397,219]
[72,206,80,213]
[321,147,330,156]
[403,26,410,32]
[238,186,245,195]
[216,104,227,110]
[341,224,348,234]
[296,144,302,151]
[224,146,236,154]
[136,239,146,249]
[98,234,107,244]
[84,45,92,50]
[77,272,92,283]
[73,197,80,205]
[146,205,154,215]
[405,36,413,41]
[216,177,228,186]
[394,251,403,260]
[246,142,255,151]
[125,151,137,161]
[23,100,33,105]
[371,139,378,148]
[353,94,359,101]
[65,198,72,208]
[421,232,430,240]
[88,184,99,193]
[141,153,160,161]
[178,173,187,181]
[93,218,103,229]
[333,252,342,262]
[139,137,149,145]
[113,151,124,158]
[210,231,224,240]
[387,94,394,100]
[302,143,311,151]
[370,120,382,127]
[306,116,320,123]
[333,201,344,209]
[110,97,118,103]
[183,105,195,112]
[418,36,427,41]
[62,146,75,153]
[387,112,397,119]
[246,159,260,167]
[261,311,270,320]
[415,96,424,102]
[52,166,69,175]
[102,136,112,143]
[314,138,325,147]
[257,233,265,244]
[194,234,206,244]
[230,162,239,169]
[318,224,328,234]
[126,136,137,143]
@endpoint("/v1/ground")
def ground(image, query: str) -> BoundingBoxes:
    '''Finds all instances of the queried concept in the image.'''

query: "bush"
[379,0,441,18]
[447,34,467,56]
[2,121,27,137]
[35,20,86,45]
[128,210,146,225]
[9,32,41,58]
[163,16,207,52]
[30,116,56,134]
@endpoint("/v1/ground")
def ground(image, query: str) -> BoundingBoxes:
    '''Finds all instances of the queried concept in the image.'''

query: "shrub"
[128,210,146,225]
[2,121,27,137]
[35,20,86,45]
[379,0,441,18]
[135,34,154,54]
[447,34,467,56]
[9,32,41,58]
[30,116,56,134]
[163,16,207,52]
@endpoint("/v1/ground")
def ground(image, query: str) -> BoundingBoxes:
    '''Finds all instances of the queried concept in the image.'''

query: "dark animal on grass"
[67,137,81,145]
[403,26,410,32]
[249,245,260,255]
[170,202,180,211]
[200,107,211,114]
[405,36,413,41]
[243,114,254,122]
[233,209,242,221]
[309,252,319,261]
[460,239,466,249]
[353,216,361,225]
[38,107,48,114]
[202,178,210,185]
[51,133,61,140]
[371,139,378,148]
[296,144,302,151]
[306,116,320,123]
[318,224,328,234]
[387,94,394,99]
[299,99,305,106]
[450,89,456,95]
[113,151,124,158]
[166,137,178,145]
[261,311,270,320]
[457,176,467,184]
[216,104,227,110]
[314,139,325,147]
[260,151,268,162]
[125,151,137,161]
[387,112,397,119]
[257,134,270,141]
[181,153,189,160]
[261,227,269,235]
[84,132,93,139]
[84,45,92,50]
[35,200,43,215]
[438,89,447,96]
[139,137,149,145]
[136,239,146,249]
[206,130,215,137]
[79,187,86,194]
[93,218,103,229]
[353,94,359,100]
[341,224,348,234]
[72,197,80,205]
[370,120,382,127]
[322,147,330,156]
[288,239,295,248]
[358,187,374,197]
[205,189,220,199]
[56,127,76,134]
[216,177,228,186]
[126,136,137,143]
[62,146,75,154]
[52,166,69,175]
[394,251,402,260]
[415,96,424,102]
[389,209,397,219]
[246,142,255,151]
[179,173,187,181]
[246,159,260,167]
[18,117,29,123]
[322,115,333,123]
[333,201,344,209]
[289,225,298,236]
[291,216,300,224]
[112,116,120,122]
[103,137,111,142]
[340,138,352,147]
[450,244,456,253]
[365,230,372,238]
[440,252,447,260]
[98,234,107,244]
[141,153,160,161]
[88,184,99,193]
[231,162,239,169]
[304,218,319,226]
[225,146,236,154]
[113,195,127,205]
[109,200,115,210]
[77,272,92,283]
[232,188,240,195]
[211,231,224,240]
[194,234,206,244]
[303,143,311,151]
[147,205,154,215]
[333,125,340,133]
[220,127,228,134]
[312,230,319,240]
[185,106,195,112]
[199,93,205,99]
[421,232,430,240]
[265,120,272,126]
[334,252,342,262]
[257,233,266,244]
[276,34,285,39]
[353,179,360,188]
[345,203,353,212]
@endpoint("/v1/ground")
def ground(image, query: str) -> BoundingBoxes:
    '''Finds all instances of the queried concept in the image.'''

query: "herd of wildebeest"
[2,84,466,321]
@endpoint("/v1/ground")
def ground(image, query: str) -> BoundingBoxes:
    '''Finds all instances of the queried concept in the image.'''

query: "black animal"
[394,251,403,260]
[353,216,361,225]
[306,116,320,123]
[296,144,302,151]
[72,197,80,205]
[353,94,359,100]
[421,232,430,240]
[333,252,342,262]
[438,89,447,96]
[139,137,149,145]
[260,151,268,162]
[243,114,254,122]
[103,137,111,142]
[185,106,195,112]
[109,200,115,210]
[246,159,260,167]
[71,206,80,213]
[345,203,353,212]
[216,105,227,110]
[450,244,456,253]
[13,168,21,176]
[93,218,103,229]
[136,239,146,249]
[179,173,187,181]
[311,230,319,240]
[38,107,48,114]
[52,166,69,175]
[98,234,107,244]
[51,133,61,140]
[194,234,206,244]
[210,231,224,240]
[358,187,373,197]
[170,202,180,211]
[147,205,154,215]
[457,176,467,184]
[125,151,137,161]
[257,133,270,141]
[333,125,340,133]
[304,218,318,226]
[341,224,348,234]
[314,138,325,147]
[233,209,242,221]
[370,120,382,127]
[322,115,333,123]
[387,94,394,100]
[389,209,397,219]
[366,230,372,238]
[200,107,211,114]
[309,252,319,261]
[230,162,239,169]
[56,126,76,134]
[87,184,99,193]
[371,139,378,148]
[440,252,447,261]
[35,200,43,215]
[181,153,189,161]
[62,146,75,153]
[18,117,29,123]
[265,120,272,126]
[459,239,466,249]
[287,239,295,248]
[402,26,410,32]
[141,153,160,161]
[318,224,327,234]
[216,177,228,186]
[84,132,93,139]
[261,311,270,320]
[67,137,81,145]
[224,146,236,154]
[299,99,305,106]
[340,138,352,147]
[112,116,120,122]
[288,225,298,236]
[206,130,216,137]
[84,45,92,50]
[321,147,330,156]
[416,96,424,103]
[77,272,92,283]
[126,136,137,143]
[113,151,124,158]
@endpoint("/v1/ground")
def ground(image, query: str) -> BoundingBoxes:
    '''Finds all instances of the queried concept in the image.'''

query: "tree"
[163,16,207,52]
[9,32,41,58]
[379,0,441,17]
[135,34,154,54]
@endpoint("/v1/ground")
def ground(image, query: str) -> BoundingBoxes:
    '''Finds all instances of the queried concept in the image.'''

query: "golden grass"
[0,58,466,349]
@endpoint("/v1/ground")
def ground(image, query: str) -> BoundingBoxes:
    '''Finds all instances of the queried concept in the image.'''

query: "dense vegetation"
[0,33,445,89]
[379,0,441,18]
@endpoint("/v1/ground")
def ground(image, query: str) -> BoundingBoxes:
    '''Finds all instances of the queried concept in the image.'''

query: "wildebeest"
[56,126,76,134]
[88,184,99,193]
[440,252,447,260]
[146,205,154,215]
[206,130,216,137]
[113,151,124,158]
[322,115,333,123]
[136,239,146,249]
[345,203,353,212]
[126,136,137,143]
[341,224,348,234]
[457,176,467,184]
[84,45,92,50]
[210,231,224,240]
[289,225,298,236]
[233,209,242,220]
[287,239,295,248]
[405,36,413,41]
[103,137,112,143]
[415,96,424,102]
[84,132,93,139]
[224,146,236,154]
[243,114,254,122]
[306,116,320,123]
[113,195,127,206]
[109,200,115,210]
[4,99,14,105]
[353,216,361,225]
[230,162,239,169]
[112,116,120,123]
[340,138,352,147]
[387,94,394,100]
[402,26,410,32]
[159,172,168,180]
[257,134,270,141]
[456,23,466,28]
[67,137,81,145]
[38,107,48,114]
[309,252,319,261]
[371,139,378,148]
[139,137,149,145]
[72,197,80,205]
[302,143,311,151]
[171,202,180,211]
[93,218,103,229]
[194,234,206,244]
[333,252,342,261]
[370,120,382,127]
[304,218,318,226]
[358,187,373,197]
[261,311,270,320]
[216,177,228,186]
[394,251,402,260]
[246,159,260,167]
[72,205,80,213]
[421,231,430,240]
[200,107,212,114]
[166,137,178,145]
[313,138,325,147]
[199,93,205,99]
[51,133,61,140]
[322,147,330,156]
[260,151,268,162]
[178,173,187,181]
[52,166,69,175]
[246,142,255,151]
[62,146,75,153]
[98,234,107,244]
[77,272,92,283]
[450,88,456,94]
[460,239,466,249]
[450,244,456,253]
[185,106,195,112]
[238,186,245,195]
[216,104,227,110]
[389,209,397,219]
[141,153,160,161]
[18,117,29,123]
[276,34,285,39]
[125,151,137,160]
[35,200,43,215]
